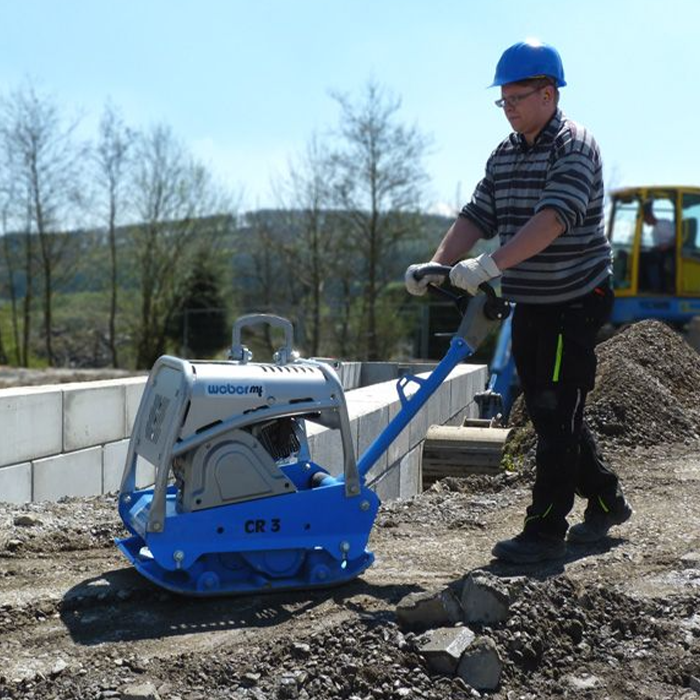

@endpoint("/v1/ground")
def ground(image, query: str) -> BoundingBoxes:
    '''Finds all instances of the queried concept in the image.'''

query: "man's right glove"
[449,253,501,295]
[404,263,445,296]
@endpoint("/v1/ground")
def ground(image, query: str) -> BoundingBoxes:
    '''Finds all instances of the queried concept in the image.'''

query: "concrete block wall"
[0,378,148,504]
[0,362,488,505]
[305,364,487,501]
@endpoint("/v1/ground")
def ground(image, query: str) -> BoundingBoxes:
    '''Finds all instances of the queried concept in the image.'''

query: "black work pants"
[511,281,625,540]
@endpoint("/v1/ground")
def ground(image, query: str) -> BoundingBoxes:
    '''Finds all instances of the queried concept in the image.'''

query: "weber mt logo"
[206,383,264,398]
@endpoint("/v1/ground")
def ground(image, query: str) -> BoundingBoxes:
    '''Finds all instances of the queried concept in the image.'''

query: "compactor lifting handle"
[230,314,297,364]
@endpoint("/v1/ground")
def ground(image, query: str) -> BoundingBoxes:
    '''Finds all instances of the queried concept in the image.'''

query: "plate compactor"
[116,266,510,596]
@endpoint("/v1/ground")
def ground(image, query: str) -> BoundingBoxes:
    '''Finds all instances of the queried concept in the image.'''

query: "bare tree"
[0,83,85,366]
[239,210,297,356]
[95,103,134,368]
[329,80,431,360]
[130,124,231,368]
[276,135,339,356]
[0,182,22,364]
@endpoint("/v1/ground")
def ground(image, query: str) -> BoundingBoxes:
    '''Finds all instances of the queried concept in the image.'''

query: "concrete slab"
[386,398,410,469]
[0,387,63,467]
[124,378,147,432]
[103,439,130,494]
[368,460,400,502]
[63,384,126,452]
[0,462,32,504]
[399,446,422,499]
[33,447,102,501]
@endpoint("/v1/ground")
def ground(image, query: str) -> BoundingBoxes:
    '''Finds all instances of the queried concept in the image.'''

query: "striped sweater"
[459,109,612,304]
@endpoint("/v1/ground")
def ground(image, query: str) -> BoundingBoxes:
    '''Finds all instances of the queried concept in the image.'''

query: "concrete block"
[0,387,63,467]
[345,362,362,390]
[399,445,422,499]
[360,362,398,386]
[367,459,400,501]
[456,636,503,691]
[386,398,410,468]
[461,571,512,625]
[356,404,389,472]
[124,378,147,432]
[0,462,32,504]
[408,402,429,451]
[306,422,344,476]
[103,439,130,493]
[420,627,476,675]
[33,447,102,501]
[396,588,463,631]
[63,382,126,452]
[135,455,156,488]
[438,382,452,423]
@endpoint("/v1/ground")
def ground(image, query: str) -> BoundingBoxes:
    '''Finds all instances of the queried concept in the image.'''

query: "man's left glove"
[449,253,501,295]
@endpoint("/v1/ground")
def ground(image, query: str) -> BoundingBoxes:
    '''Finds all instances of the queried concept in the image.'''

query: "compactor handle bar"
[412,263,510,321]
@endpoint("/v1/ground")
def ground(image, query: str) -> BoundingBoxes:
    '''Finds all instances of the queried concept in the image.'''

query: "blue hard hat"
[491,40,567,87]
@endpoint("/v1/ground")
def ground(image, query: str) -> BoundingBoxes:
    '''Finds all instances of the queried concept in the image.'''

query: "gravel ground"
[1,320,700,700]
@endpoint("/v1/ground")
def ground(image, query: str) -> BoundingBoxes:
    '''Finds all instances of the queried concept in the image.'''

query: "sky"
[1,0,697,214]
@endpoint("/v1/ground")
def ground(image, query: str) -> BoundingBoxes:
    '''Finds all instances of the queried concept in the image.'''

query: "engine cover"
[180,362,332,436]
[174,429,296,512]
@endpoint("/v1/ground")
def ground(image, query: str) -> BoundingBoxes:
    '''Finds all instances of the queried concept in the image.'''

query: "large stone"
[456,636,502,691]
[420,626,476,675]
[119,681,160,700]
[460,571,522,625]
[396,588,463,631]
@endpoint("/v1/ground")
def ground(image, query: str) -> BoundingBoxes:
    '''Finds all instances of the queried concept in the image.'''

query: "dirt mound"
[587,320,700,449]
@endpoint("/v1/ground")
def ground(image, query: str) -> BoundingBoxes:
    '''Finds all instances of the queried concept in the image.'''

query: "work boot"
[492,532,566,564]
[567,499,633,543]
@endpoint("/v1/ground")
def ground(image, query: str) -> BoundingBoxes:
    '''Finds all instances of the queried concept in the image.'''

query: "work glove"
[449,253,501,295]
[404,263,445,296]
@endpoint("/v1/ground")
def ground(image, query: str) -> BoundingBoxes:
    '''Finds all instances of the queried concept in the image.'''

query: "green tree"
[171,250,229,358]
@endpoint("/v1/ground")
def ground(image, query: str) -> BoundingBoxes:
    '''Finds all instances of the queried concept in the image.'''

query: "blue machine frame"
[117,287,509,596]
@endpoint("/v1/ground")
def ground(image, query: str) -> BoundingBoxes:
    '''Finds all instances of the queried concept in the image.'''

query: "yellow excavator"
[607,185,700,325]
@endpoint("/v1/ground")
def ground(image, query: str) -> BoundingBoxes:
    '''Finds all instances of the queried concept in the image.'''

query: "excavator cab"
[607,186,700,325]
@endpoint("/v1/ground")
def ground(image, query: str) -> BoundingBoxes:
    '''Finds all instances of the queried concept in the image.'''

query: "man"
[405,39,631,564]
[641,200,675,293]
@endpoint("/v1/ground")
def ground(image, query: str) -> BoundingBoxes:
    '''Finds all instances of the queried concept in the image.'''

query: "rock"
[242,672,262,687]
[680,552,700,570]
[119,681,160,700]
[396,588,463,631]
[420,626,476,675]
[461,572,520,625]
[456,636,502,691]
[278,672,299,698]
[50,658,68,677]
[565,673,600,690]
[13,514,42,527]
